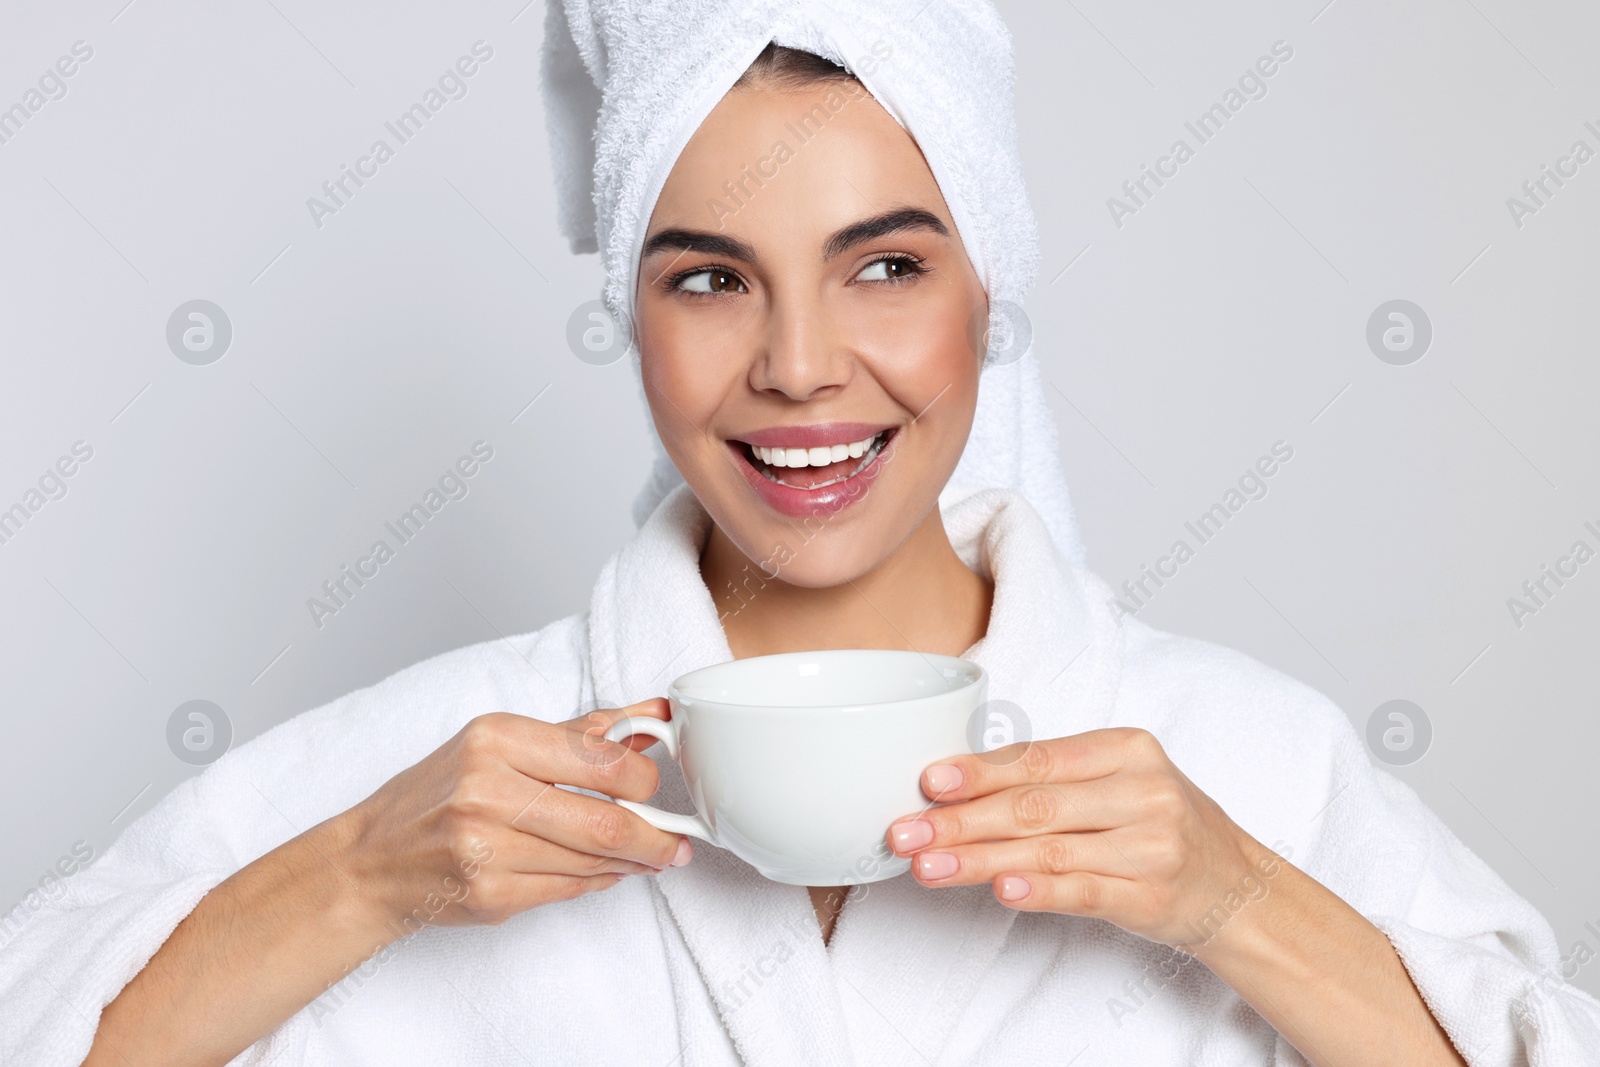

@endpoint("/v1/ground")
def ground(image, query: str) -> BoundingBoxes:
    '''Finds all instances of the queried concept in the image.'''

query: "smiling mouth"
[735,429,895,490]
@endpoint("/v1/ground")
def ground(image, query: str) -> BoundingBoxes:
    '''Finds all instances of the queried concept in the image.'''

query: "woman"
[6,3,1598,1065]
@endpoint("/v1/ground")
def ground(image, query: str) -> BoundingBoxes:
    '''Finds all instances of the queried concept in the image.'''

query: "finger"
[889,777,1137,856]
[562,697,670,754]
[512,871,634,909]
[463,706,665,803]
[487,829,665,878]
[505,778,685,870]
[552,699,673,796]
[989,869,1137,918]
[904,831,1138,887]
[917,727,1164,802]
[441,871,636,927]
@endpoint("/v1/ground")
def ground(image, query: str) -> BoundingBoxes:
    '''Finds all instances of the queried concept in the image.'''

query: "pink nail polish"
[917,852,958,880]
[890,819,934,853]
[670,838,692,867]
[925,764,964,795]
[998,876,1031,901]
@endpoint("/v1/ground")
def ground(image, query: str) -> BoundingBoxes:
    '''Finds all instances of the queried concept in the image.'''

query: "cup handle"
[602,714,716,844]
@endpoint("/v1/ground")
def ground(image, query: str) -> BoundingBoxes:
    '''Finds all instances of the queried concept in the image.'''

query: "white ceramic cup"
[603,649,987,886]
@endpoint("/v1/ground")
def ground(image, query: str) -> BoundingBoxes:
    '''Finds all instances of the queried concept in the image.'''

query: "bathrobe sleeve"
[1261,683,1600,1064]
[0,617,587,1067]
[1365,777,1600,1064]
[1121,623,1600,1065]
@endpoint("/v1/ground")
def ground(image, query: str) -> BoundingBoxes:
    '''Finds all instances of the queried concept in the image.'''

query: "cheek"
[638,314,725,445]
[923,303,985,387]
[899,309,983,479]
[852,298,983,431]
[847,275,983,371]
[642,356,708,468]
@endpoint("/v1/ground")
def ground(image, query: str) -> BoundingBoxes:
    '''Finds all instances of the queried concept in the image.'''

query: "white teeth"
[750,432,883,469]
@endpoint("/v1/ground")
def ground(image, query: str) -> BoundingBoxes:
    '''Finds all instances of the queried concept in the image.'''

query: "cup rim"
[667,648,986,711]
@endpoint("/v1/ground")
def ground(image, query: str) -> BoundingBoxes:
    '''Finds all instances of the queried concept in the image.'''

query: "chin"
[742,523,898,589]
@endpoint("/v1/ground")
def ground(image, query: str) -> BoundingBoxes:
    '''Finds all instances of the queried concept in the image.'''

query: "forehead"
[646,80,952,242]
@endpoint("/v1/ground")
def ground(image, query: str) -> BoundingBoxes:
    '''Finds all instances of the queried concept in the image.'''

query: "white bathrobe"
[4,482,1599,1065]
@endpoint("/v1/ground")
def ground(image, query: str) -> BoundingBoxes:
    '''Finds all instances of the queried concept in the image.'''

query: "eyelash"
[663,254,929,296]
[857,254,930,284]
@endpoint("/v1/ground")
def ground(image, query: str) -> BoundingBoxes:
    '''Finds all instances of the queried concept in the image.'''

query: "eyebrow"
[640,229,756,263]
[823,207,949,260]
[640,206,950,266]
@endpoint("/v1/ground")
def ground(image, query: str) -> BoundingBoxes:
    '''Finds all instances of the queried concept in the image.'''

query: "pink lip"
[731,421,895,450]
[726,425,899,520]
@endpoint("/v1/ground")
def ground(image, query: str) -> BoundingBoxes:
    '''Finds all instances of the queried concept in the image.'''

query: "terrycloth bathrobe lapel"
[585,484,1126,1066]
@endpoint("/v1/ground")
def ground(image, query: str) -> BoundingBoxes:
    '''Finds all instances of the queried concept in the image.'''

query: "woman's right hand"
[335,697,691,933]
[84,699,688,1067]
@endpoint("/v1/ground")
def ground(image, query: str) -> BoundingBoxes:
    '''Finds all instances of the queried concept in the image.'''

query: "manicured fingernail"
[917,851,958,880]
[925,764,964,794]
[998,876,1031,901]
[670,838,692,867]
[891,819,934,852]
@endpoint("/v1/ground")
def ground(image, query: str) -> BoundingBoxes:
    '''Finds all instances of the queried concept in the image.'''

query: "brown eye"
[678,268,745,294]
[856,257,922,282]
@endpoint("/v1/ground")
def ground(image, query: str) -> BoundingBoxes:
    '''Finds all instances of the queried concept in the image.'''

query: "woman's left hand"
[886,726,1278,950]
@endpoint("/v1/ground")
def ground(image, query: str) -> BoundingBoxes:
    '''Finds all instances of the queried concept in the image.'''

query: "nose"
[746,292,850,402]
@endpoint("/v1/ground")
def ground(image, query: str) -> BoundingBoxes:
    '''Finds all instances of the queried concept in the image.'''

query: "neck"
[701,508,994,660]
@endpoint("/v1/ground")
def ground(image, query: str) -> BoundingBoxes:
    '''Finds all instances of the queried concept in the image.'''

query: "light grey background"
[2,0,1596,997]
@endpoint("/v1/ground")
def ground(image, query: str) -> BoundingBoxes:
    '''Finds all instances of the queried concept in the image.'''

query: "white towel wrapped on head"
[540,0,1088,569]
